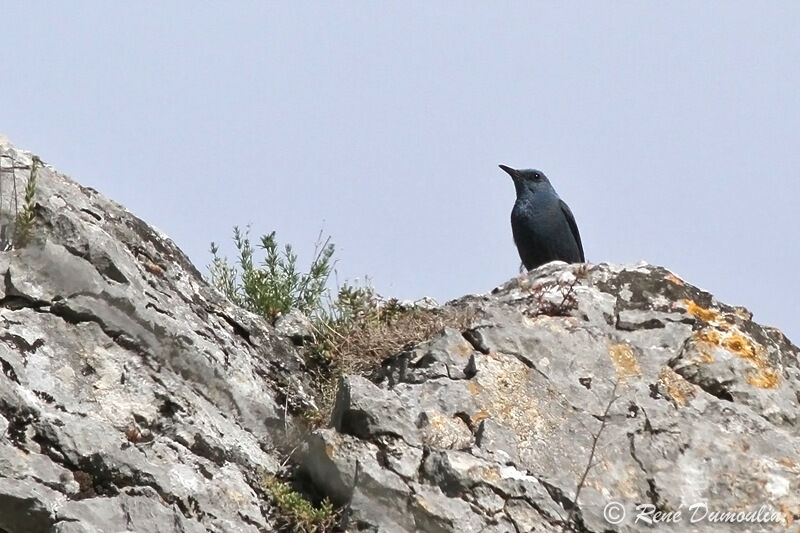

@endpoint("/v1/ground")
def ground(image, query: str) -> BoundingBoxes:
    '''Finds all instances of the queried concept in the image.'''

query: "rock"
[302,263,800,532]
[274,308,314,345]
[331,375,422,447]
[54,488,208,533]
[397,296,439,311]
[303,429,415,532]
[0,142,316,532]
[0,477,64,533]
[2,140,799,532]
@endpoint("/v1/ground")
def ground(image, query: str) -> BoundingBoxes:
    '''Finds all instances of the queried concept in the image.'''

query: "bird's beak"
[499,165,517,179]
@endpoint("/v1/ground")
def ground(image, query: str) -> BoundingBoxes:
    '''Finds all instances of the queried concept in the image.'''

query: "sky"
[2,2,798,343]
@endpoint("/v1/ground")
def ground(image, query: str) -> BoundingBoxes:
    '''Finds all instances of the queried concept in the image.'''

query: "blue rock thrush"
[499,165,585,270]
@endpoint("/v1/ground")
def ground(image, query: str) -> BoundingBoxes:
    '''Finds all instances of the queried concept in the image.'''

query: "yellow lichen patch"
[695,327,769,366]
[420,411,473,449]
[608,344,641,380]
[457,341,473,357]
[470,356,545,442]
[722,332,760,364]
[745,368,780,389]
[778,504,796,527]
[719,329,774,380]
[666,273,685,286]
[145,262,165,276]
[694,329,721,345]
[658,367,696,407]
[684,299,719,323]
[468,381,482,395]
[471,410,490,425]
[693,324,779,389]
[691,330,719,364]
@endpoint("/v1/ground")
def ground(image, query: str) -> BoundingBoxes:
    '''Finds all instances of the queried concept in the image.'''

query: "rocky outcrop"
[301,264,800,532]
[1,140,798,532]
[0,142,316,532]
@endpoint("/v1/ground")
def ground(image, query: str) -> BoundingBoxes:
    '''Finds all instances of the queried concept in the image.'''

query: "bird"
[499,165,585,271]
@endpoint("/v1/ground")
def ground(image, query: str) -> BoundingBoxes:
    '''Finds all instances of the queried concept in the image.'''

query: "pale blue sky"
[3,2,798,342]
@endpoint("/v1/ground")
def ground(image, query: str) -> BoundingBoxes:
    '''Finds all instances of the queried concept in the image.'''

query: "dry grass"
[322,304,474,373]
[304,301,476,427]
[523,277,580,317]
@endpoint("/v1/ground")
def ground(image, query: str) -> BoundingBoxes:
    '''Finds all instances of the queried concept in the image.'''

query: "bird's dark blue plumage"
[499,165,585,270]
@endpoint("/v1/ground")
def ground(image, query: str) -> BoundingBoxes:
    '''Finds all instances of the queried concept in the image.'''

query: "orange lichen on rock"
[608,344,641,380]
[471,410,490,425]
[745,368,781,389]
[694,329,721,345]
[691,323,780,389]
[470,356,546,442]
[692,329,720,363]
[666,273,685,286]
[722,332,759,364]
[719,330,774,381]
[684,299,719,323]
[145,262,165,276]
[658,367,696,407]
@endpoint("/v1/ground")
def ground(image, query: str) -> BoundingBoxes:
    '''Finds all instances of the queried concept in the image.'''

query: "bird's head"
[499,165,554,197]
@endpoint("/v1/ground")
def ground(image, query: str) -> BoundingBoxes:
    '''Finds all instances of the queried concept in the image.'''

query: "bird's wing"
[559,199,585,262]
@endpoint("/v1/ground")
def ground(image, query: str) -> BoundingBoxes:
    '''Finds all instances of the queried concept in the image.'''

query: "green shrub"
[260,474,337,533]
[209,226,335,320]
[1,155,39,249]
[212,227,478,527]
[209,227,474,426]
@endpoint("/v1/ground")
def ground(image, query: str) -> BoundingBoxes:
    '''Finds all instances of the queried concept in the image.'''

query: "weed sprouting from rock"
[524,276,580,317]
[208,226,474,426]
[0,154,39,249]
[208,226,335,320]
[258,471,338,533]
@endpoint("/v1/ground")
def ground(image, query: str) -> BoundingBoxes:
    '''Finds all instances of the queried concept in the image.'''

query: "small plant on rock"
[259,474,338,533]
[208,227,475,426]
[524,276,580,317]
[0,154,39,249]
[208,226,335,320]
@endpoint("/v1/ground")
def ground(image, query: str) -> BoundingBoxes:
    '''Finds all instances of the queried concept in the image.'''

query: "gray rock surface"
[0,141,316,531]
[303,264,800,532]
[1,139,799,532]
[274,309,314,346]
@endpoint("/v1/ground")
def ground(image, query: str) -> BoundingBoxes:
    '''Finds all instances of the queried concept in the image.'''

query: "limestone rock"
[2,140,798,532]
[0,142,315,532]
[303,263,800,532]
